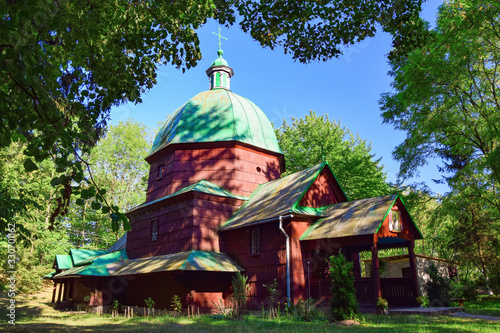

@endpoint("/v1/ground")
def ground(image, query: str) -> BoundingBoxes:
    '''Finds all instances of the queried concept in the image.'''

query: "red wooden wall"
[146,143,282,201]
[126,193,244,259]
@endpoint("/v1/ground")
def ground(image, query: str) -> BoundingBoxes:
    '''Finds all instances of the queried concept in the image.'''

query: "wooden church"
[48,47,423,312]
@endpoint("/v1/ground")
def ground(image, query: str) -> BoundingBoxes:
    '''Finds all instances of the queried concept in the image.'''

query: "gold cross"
[212,27,227,50]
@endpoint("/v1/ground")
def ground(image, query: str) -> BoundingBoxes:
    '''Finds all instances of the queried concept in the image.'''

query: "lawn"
[1,289,499,332]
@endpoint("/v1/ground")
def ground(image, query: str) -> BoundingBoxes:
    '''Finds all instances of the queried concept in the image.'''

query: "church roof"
[109,250,243,276]
[300,194,423,240]
[219,162,335,231]
[128,180,248,214]
[149,89,282,157]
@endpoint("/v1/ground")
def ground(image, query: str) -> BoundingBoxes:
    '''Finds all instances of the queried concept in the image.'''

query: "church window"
[157,164,164,180]
[250,228,262,255]
[151,220,158,241]
[389,210,402,233]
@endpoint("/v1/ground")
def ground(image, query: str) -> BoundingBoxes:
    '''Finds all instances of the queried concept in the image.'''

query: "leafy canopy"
[276,111,391,200]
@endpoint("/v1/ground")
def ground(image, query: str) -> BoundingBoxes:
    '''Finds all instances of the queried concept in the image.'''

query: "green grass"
[1,289,499,332]
[464,297,500,317]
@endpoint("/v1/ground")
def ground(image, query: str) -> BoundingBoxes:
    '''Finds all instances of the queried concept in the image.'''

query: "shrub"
[170,295,182,313]
[424,263,451,307]
[263,279,279,318]
[450,280,478,301]
[231,271,249,318]
[328,254,359,321]
[144,297,155,309]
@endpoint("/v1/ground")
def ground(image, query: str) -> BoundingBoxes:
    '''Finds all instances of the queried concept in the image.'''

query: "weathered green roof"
[54,250,128,278]
[128,180,248,214]
[149,89,283,157]
[109,250,243,276]
[70,249,108,266]
[220,162,333,231]
[44,271,57,279]
[55,255,73,269]
[300,194,423,240]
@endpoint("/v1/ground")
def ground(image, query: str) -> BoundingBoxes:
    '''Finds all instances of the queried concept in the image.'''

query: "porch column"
[63,280,70,301]
[407,240,420,298]
[351,251,361,278]
[57,281,63,303]
[371,239,382,300]
[51,281,57,303]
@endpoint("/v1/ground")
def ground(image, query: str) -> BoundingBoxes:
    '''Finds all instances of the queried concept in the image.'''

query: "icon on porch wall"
[389,210,402,233]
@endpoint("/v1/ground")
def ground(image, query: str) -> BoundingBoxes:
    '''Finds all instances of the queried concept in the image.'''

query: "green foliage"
[112,300,120,310]
[263,279,279,317]
[144,297,155,309]
[328,254,359,321]
[83,295,90,303]
[170,295,182,313]
[276,111,391,200]
[424,264,451,307]
[416,296,429,307]
[376,297,389,310]
[450,280,478,301]
[231,271,249,318]
[285,298,324,322]
[237,0,424,63]
[381,0,500,294]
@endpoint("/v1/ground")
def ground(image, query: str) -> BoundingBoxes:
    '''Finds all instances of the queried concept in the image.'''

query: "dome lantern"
[206,28,233,90]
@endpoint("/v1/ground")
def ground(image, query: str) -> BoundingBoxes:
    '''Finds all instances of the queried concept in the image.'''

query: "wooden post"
[407,240,420,299]
[57,280,63,303]
[52,281,57,303]
[352,251,361,278]
[371,239,382,301]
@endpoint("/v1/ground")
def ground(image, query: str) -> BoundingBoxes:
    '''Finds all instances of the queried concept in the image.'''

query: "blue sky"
[111,0,447,195]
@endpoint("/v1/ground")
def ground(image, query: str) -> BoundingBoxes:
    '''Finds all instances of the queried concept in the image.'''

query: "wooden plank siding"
[146,143,282,201]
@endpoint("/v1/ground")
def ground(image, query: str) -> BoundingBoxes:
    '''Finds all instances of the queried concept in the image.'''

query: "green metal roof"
[128,180,248,214]
[300,194,423,240]
[55,255,73,269]
[44,271,57,279]
[220,162,331,231]
[149,89,283,157]
[109,250,243,276]
[70,249,108,266]
[54,250,128,278]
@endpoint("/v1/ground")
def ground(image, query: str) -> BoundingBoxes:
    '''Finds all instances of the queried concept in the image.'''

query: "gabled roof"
[128,180,248,214]
[109,250,243,276]
[300,194,423,240]
[220,162,344,231]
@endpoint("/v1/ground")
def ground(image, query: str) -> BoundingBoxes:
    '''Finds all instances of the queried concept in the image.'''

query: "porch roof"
[300,194,422,240]
[108,250,243,275]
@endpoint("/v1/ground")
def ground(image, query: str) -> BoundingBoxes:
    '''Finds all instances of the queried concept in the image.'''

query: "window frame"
[151,220,159,242]
[250,227,262,255]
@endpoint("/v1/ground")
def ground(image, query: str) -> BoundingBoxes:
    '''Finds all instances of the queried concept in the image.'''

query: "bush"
[450,280,478,301]
[231,271,249,318]
[328,254,359,321]
[424,263,451,307]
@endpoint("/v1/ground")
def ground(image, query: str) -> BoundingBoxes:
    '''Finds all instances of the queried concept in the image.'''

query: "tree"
[329,254,358,321]
[380,0,500,188]
[62,120,152,247]
[276,111,390,200]
[380,0,500,291]
[1,1,427,229]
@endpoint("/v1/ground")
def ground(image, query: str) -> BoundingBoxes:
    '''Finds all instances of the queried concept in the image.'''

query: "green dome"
[149,89,283,156]
[211,49,228,66]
